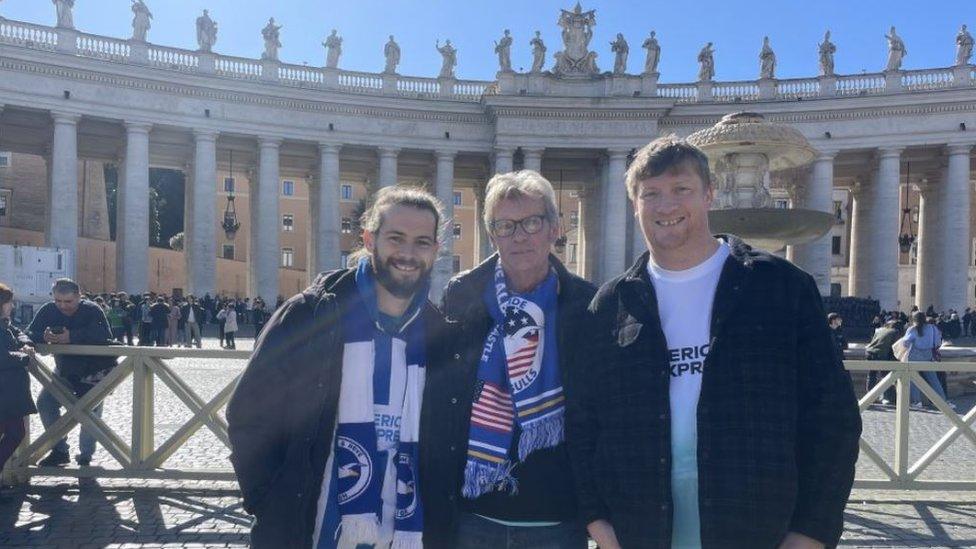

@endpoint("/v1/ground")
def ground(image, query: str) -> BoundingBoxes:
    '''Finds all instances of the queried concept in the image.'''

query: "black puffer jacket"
[420,254,596,548]
[227,268,451,548]
[0,321,37,420]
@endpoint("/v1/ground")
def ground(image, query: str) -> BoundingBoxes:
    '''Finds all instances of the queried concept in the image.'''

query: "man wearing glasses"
[422,170,596,548]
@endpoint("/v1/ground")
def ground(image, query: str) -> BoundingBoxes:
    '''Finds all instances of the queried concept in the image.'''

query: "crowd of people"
[79,292,274,349]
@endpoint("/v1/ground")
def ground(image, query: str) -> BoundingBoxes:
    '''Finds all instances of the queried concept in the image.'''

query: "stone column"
[847,182,867,298]
[249,137,282,302]
[312,142,342,275]
[601,149,629,282]
[474,183,493,262]
[186,130,218,297]
[913,177,941,310]
[494,147,514,175]
[116,122,152,294]
[790,153,835,294]
[940,144,973,312]
[630,197,645,263]
[49,112,80,276]
[522,147,544,173]
[378,147,399,188]
[861,148,902,310]
[431,150,456,302]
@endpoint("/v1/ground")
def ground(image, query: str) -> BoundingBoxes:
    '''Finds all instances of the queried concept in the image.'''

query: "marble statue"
[436,39,457,79]
[611,33,628,75]
[530,31,547,73]
[384,35,400,74]
[323,29,342,69]
[553,3,599,77]
[818,30,836,76]
[196,10,217,52]
[131,0,153,43]
[885,26,906,71]
[53,0,74,29]
[642,31,660,74]
[956,24,973,66]
[261,17,282,62]
[697,42,715,82]
[759,36,776,79]
[495,29,513,72]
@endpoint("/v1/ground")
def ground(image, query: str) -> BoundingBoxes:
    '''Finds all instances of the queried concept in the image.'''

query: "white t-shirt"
[647,241,729,549]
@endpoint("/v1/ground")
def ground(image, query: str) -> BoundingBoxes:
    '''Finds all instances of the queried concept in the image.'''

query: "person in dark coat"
[568,137,861,549]
[27,278,116,467]
[148,297,170,347]
[227,186,452,548]
[865,319,903,405]
[0,282,37,495]
[421,170,596,549]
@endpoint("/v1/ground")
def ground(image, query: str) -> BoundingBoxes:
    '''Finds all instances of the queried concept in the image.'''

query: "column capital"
[493,146,515,157]
[815,150,838,162]
[193,129,219,141]
[258,136,283,148]
[946,143,974,156]
[318,141,342,154]
[50,111,81,125]
[876,146,903,159]
[124,121,153,134]
[434,149,457,160]
[378,146,401,157]
[521,147,545,156]
[607,147,631,160]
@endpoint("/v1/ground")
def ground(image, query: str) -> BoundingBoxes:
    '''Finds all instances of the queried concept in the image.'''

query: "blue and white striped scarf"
[316,259,426,549]
[462,262,563,498]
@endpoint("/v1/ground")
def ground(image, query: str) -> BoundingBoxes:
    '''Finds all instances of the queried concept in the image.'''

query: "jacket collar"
[616,234,756,334]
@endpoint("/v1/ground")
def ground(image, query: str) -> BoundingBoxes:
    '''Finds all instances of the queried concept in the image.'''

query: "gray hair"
[51,278,80,295]
[482,170,559,232]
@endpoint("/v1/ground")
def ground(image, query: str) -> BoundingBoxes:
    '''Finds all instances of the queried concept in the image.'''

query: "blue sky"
[2,1,971,82]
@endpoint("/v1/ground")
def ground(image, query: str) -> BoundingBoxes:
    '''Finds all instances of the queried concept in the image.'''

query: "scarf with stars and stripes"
[462,261,564,499]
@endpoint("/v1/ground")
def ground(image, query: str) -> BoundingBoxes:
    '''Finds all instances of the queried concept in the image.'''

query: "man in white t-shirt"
[566,136,861,549]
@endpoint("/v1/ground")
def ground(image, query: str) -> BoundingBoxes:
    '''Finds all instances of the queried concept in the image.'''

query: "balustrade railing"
[214,54,262,80]
[776,77,820,100]
[0,17,973,104]
[3,347,973,492]
[76,32,129,63]
[0,19,58,50]
[147,44,199,72]
[836,72,886,96]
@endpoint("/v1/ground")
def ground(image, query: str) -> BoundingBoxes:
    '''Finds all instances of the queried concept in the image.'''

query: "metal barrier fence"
[2,348,974,491]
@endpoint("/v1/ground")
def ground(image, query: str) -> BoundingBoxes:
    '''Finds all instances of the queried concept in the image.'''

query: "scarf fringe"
[461,459,518,499]
[338,513,380,549]
[392,530,424,549]
[517,410,564,462]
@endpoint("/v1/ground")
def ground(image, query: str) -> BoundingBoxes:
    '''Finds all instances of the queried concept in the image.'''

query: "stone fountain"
[686,112,834,251]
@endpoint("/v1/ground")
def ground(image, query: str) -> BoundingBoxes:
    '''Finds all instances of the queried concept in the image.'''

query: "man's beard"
[371,254,431,300]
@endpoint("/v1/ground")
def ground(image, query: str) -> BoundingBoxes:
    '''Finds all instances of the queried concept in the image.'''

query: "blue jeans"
[37,384,104,459]
[455,513,587,549]
[910,370,948,405]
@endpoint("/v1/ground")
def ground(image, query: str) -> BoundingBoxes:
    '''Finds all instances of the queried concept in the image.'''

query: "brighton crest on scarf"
[317,259,426,549]
[462,261,563,498]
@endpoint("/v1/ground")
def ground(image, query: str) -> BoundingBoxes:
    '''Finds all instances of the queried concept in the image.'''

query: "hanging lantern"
[222,149,241,239]
[897,162,915,254]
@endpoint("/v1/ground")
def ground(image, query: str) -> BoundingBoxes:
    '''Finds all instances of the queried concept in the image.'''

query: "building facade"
[0,7,974,311]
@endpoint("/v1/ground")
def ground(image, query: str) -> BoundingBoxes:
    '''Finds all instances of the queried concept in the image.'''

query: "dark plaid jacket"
[565,235,862,549]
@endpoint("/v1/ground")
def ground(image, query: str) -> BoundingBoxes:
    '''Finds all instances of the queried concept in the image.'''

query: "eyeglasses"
[489,214,547,238]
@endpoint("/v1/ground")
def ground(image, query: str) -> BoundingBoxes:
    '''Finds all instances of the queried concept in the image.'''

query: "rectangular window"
[282,180,295,196]
[568,243,578,264]
[341,217,352,234]
[452,255,461,273]
[224,177,235,193]
[222,244,235,260]
[281,247,294,267]
[453,191,462,206]
[341,251,351,268]
[833,200,844,223]
[831,236,841,255]
[282,214,294,232]
[569,211,579,228]
[774,199,789,209]
[910,284,916,298]
[0,189,10,225]
[830,283,842,298]
[0,152,10,168]
[341,184,353,200]
[453,223,462,239]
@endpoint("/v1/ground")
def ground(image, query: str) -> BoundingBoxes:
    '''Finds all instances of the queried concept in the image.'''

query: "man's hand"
[43,327,70,345]
[587,519,621,549]
[778,532,825,549]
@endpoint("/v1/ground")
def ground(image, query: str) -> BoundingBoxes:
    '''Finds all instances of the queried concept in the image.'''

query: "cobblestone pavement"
[0,337,974,548]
